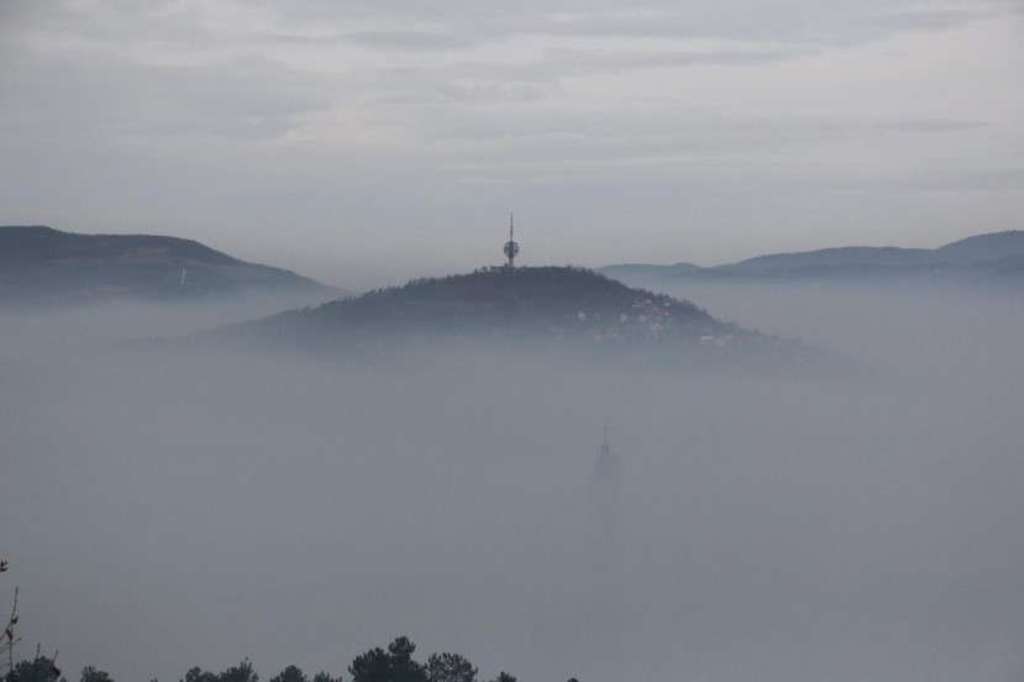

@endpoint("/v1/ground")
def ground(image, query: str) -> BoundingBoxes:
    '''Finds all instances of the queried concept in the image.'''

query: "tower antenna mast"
[503,211,520,269]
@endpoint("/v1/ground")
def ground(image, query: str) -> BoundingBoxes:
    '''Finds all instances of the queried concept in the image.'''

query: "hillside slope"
[0,225,335,305]
[934,230,1024,264]
[601,230,1024,284]
[217,266,788,358]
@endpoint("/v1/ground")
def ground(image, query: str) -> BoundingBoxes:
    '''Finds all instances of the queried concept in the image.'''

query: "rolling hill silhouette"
[602,230,1024,284]
[211,266,810,367]
[0,225,335,305]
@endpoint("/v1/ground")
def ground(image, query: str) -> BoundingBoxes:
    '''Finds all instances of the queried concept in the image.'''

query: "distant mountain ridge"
[602,230,1024,284]
[0,225,336,305]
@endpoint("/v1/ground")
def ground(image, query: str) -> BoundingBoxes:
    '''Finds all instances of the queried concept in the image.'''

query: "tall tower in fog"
[503,212,520,269]
[591,422,622,538]
[586,421,627,680]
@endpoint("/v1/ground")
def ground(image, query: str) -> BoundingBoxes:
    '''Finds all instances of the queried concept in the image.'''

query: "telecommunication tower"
[591,420,622,539]
[503,212,520,268]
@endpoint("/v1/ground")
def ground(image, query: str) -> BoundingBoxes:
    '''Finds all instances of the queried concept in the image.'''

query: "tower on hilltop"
[503,212,520,268]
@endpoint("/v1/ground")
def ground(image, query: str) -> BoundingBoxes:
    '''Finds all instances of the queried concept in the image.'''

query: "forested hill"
[0,225,335,305]
[215,266,795,359]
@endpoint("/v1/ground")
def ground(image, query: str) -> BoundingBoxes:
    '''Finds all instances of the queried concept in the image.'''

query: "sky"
[1,0,1022,288]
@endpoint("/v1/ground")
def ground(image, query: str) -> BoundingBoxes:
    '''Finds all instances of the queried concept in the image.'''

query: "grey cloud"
[873,119,991,134]
[258,0,1011,48]
[0,0,1020,278]
[421,112,994,159]
[260,28,475,51]
[870,8,992,32]
[6,0,1014,54]
[342,29,476,50]
[350,44,817,107]
[433,81,551,104]
[807,167,1024,195]
[910,168,1024,192]
[0,0,218,49]
[0,52,333,142]
[541,45,819,74]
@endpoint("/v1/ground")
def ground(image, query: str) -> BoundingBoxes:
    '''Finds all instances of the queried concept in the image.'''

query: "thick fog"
[2,283,1023,682]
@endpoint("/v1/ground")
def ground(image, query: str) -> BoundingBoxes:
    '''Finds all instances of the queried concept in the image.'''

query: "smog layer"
[2,277,1022,682]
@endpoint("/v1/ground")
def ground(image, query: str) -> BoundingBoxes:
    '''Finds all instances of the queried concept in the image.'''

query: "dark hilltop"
[211,266,813,369]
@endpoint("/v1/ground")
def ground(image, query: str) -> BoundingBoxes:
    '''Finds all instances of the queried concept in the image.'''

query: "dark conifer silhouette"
[310,672,342,682]
[349,637,427,682]
[5,656,62,682]
[425,653,477,682]
[79,667,113,682]
[268,667,306,682]
[4,637,521,682]
[180,660,255,682]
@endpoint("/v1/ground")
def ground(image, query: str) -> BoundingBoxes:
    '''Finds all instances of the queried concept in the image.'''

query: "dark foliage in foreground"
[2,639,540,682]
[5,656,63,682]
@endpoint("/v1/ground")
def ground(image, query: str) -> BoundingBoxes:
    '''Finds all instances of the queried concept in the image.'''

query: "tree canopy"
[4,638,532,682]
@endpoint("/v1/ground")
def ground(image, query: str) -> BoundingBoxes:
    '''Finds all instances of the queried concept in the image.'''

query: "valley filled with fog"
[2,282,1023,682]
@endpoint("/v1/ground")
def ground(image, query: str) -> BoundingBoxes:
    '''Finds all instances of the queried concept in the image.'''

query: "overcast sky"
[1,0,1022,287]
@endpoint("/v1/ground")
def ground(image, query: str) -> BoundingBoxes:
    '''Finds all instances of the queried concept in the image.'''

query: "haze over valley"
[2,2,1023,682]
[4,226,1024,681]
